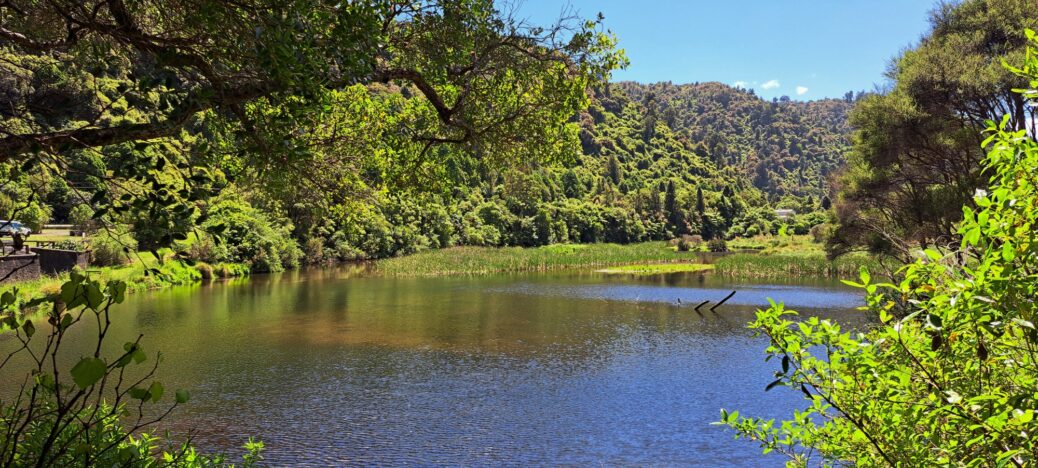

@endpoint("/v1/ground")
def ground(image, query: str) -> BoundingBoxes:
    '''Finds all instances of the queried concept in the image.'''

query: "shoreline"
[1,240,878,303]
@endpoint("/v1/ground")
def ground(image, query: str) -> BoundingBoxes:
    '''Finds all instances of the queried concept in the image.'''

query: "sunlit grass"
[596,263,714,275]
[374,242,701,276]
[1,249,248,304]
[713,252,879,280]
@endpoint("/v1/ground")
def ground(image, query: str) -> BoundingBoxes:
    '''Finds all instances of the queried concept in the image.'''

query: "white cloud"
[761,79,780,90]
[733,81,748,88]
[796,86,809,96]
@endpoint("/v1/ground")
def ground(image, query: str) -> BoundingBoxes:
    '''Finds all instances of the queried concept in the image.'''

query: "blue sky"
[515,1,936,100]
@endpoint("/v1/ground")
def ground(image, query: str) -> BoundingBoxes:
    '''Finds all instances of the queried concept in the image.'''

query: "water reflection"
[2,268,865,466]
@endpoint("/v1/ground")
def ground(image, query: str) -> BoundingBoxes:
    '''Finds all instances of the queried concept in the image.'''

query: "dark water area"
[2,268,867,466]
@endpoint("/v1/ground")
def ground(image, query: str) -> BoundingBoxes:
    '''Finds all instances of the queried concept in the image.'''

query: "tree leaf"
[70,357,107,388]
[149,381,164,402]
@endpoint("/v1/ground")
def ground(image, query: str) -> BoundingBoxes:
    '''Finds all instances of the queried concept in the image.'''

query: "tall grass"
[374,242,696,276]
[713,252,881,280]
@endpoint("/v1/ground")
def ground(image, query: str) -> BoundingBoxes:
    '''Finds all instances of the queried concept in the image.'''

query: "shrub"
[89,227,136,266]
[809,223,835,244]
[194,262,214,280]
[706,238,728,252]
[200,198,302,272]
[303,237,328,264]
[184,233,228,265]
[676,234,703,252]
[52,239,86,252]
[68,203,94,231]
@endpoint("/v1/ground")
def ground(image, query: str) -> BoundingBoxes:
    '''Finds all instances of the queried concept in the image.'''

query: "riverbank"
[0,255,249,304]
[1,238,882,302]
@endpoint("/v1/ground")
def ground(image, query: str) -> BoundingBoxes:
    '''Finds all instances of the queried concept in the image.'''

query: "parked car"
[0,220,32,236]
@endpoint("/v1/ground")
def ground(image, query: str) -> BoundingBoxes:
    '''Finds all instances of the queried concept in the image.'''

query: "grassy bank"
[374,242,700,276]
[713,252,880,280]
[1,256,250,304]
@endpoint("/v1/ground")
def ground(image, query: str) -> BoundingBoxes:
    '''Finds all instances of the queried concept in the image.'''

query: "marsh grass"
[374,242,701,276]
[596,263,714,275]
[713,252,879,279]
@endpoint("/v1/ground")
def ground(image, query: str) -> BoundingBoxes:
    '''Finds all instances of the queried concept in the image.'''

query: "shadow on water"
[2,267,866,466]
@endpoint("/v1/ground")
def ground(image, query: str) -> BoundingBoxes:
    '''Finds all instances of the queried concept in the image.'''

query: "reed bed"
[596,263,714,275]
[374,242,698,276]
[713,252,880,279]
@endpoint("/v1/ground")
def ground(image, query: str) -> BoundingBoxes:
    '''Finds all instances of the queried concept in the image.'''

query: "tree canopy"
[829,0,1038,259]
[0,0,624,254]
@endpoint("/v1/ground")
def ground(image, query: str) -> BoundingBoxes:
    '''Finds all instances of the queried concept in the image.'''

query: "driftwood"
[694,300,710,312]
[710,291,736,312]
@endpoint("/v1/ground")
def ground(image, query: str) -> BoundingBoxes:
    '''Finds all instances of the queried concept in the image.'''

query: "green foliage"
[675,235,704,252]
[51,239,86,252]
[68,203,95,231]
[89,227,137,267]
[706,238,728,252]
[293,80,834,260]
[196,198,301,273]
[1,0,624,266]
[614,82,852,199]
[597,263,713,275]
[723,39,1038,465]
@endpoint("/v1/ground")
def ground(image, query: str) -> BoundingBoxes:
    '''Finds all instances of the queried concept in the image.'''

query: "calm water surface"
[4,268,866,466]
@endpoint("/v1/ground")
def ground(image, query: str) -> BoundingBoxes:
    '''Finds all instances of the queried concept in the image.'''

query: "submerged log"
[710,290,736,312]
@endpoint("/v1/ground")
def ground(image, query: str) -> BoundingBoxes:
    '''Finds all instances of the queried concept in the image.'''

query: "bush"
[809,223,835,244]
[194,262,214,280]
[89,227,136,266]
[675,234,703,252]
[199,198,302,272]
[706,238,728,252]
[51,239,86,252]
[68,203,94,231]
[184,233,228,265]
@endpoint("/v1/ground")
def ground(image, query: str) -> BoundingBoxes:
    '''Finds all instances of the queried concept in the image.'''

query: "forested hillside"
[2,74,848,266]
[612,81,854,198]
[294,80,849,261]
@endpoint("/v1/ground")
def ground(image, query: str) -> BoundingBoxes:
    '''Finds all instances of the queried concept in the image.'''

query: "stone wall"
[31,248,90,275]
[0,253,41,282]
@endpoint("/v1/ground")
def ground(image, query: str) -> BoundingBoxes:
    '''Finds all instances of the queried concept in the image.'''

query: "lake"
[3,267,866,466]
